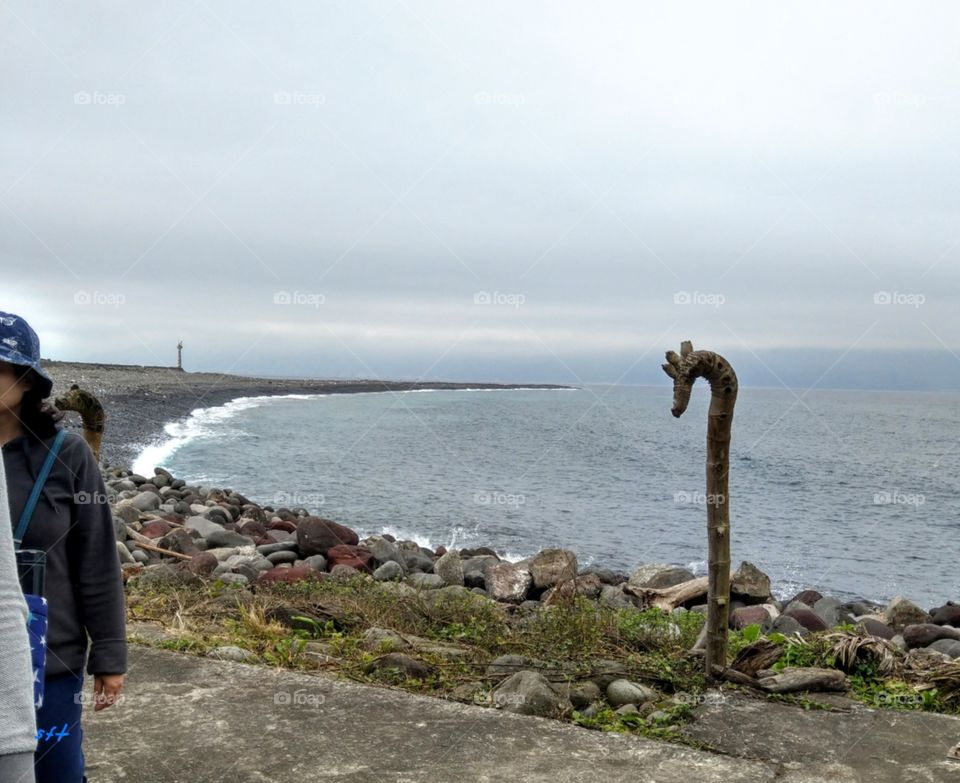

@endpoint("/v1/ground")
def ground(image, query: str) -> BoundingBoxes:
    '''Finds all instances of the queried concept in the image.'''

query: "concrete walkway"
[82,647,960,782]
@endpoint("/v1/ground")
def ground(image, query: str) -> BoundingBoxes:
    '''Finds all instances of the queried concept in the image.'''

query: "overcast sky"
[2,2,959,389]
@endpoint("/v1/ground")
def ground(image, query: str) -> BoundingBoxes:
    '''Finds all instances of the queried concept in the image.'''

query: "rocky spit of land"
[42,360,570,468]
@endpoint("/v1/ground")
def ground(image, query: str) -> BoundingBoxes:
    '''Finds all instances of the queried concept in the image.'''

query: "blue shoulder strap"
[14,429,67,546]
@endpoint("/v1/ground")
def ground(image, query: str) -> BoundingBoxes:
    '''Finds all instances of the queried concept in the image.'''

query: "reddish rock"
[158,528,201,556]
[267,518,297,534]
[184,551,218,577]
[327,544,374,572]
[787,590,823,607]
[296,517,359,556]
[434,545,447,557]
[238,519,267,539]
[784,607,829,633]
[140,520,172,539]
[257,566,326,585]
[858,618,895,640]
[731,605,774,629]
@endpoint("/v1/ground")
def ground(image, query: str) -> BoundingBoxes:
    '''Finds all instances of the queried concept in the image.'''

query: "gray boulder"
[528,549,578,589]
[628,563,695,590]
[484,561,532,603]
[434,550,465,586]
[885,597,932,631]
[606,679,658,708]
[928,639,960,658]
[730,561,772,603]
[184,515,225,539]
[373,561,403,581]
[492,671,572,717]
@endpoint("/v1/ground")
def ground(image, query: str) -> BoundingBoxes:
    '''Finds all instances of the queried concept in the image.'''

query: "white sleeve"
[0,462,38,760]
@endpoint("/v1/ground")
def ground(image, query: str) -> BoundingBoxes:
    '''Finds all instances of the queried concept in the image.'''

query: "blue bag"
[13,429,66,710]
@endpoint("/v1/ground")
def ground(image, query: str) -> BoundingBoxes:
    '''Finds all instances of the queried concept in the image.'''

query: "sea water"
[133,385,960,607]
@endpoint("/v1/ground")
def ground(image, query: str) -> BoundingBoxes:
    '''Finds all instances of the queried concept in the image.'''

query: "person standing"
[0,461,37,782]
[0,311,126,783]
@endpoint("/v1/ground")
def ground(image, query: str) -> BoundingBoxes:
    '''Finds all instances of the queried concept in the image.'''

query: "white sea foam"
[131,387,570,477]
[131,393,331,476]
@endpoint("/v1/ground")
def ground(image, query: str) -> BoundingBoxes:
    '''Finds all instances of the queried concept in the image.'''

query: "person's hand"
[40,402,65,424]
[92,674,125,711]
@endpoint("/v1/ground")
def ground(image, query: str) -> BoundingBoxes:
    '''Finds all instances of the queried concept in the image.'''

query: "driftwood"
[663,340,738,677]
[624,576,708,611]
[125,525,193,560]
[756,666,849,694]
[730,639,785,678]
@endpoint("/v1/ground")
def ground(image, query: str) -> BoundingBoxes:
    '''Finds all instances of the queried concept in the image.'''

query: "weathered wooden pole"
[663,340,738,677]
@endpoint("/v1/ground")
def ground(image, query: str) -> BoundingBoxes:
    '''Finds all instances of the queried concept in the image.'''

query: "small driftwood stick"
[125,525,193,561]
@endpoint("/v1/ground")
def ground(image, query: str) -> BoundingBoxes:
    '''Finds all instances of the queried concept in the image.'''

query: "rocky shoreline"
[110,463,960,667]
[42,360,570,468]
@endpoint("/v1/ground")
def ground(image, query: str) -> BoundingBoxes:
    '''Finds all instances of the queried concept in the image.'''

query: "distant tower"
[177,341,183,371]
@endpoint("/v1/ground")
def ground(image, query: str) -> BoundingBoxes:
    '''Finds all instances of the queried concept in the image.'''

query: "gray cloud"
[2,2,959,389]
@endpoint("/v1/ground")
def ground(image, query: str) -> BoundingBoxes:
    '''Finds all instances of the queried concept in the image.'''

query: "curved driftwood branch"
[663,340,738,677]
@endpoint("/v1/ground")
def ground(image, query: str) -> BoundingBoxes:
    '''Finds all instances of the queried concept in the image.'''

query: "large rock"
[627,563,695,590]
[902,623,960,649]
[858,618,896,640]
[364,653,432,680]
[158,528,201,556]
[928,639,960,659]
[462,555,497,588]
[606,679,658,708]
[326,544,373,572]
[730,562,772,603]
[931,602,960,627]
[296,517,359,557]
[184,515,225,539]
[786,590,823,607]
[542,573,603,605]
[407,573,445,590]
[364,535,406,571]
[731,605,776,630]
[528,549,578,589]
[492,671,572,717]
[131,491,162,512]
[139,520,172,539]
[205,528,254,549]
[373,562,403,582]
[484,561,532,603]
[885,597,932,632]
[434,550,465,586]
[783,606,829,633]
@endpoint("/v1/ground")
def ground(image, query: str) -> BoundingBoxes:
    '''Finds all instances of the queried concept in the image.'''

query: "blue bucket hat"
[0,312,54,399]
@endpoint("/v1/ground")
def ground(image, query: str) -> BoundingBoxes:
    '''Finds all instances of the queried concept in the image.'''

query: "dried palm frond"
[824,630,900,676]
[903,650,960,706]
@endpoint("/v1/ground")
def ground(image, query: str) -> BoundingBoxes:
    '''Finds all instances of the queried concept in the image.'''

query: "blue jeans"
[34,671,85,783]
